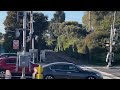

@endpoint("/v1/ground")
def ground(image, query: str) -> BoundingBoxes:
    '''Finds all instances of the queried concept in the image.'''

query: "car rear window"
[6,58,16,64]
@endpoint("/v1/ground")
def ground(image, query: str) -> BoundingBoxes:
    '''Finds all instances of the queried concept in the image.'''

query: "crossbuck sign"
[13,40,19,49]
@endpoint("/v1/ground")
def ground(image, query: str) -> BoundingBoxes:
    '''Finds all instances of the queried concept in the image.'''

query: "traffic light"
[15,30,20,38]
[35,35,39,42]
[26,36,31,42]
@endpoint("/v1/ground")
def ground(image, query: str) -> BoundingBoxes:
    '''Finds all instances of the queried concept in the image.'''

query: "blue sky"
[0,11,84,34]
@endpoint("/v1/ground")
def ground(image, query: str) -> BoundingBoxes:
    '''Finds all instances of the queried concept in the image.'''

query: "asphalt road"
[93,67,120,78]
[81,66,120,79]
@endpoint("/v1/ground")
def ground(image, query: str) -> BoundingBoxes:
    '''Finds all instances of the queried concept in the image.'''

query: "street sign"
[13,40,19,49]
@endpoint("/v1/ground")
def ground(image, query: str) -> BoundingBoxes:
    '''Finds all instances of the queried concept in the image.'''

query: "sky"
[0,11,84,34]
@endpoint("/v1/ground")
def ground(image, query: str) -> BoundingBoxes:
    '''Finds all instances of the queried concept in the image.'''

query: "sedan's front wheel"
[44,75,54,79]
[87,76,96,79]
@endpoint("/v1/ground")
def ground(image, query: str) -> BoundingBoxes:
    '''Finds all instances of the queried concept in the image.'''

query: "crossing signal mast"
[16,11,39,79]
[106,11,120,68]
[29,11,38,63]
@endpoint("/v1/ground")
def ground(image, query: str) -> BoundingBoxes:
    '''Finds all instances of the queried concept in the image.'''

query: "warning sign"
[13,40,19,49]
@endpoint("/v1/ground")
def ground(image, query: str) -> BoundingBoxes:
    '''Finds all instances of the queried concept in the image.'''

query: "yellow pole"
[36,65,43,79]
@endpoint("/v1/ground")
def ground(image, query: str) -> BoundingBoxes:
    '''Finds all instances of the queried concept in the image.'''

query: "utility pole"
[23,11,27,52]
[21,11,27,79]
[107,25,113,67]
[30,12,32,49]
[89,11,91,31]
[30,11,35,63]
[17,11,32,79]
[31,11,34,50]
[107,11,116,68]
[88,11,92,63]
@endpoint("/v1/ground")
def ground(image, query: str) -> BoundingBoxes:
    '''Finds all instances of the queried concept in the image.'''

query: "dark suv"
[42,62,103,79]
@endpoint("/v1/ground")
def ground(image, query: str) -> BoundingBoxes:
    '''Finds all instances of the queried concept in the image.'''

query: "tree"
[54,21,86,59]
[0,32,3,40]
[32,13,48,51]
[44,11,65,50]
[82,11,120,64]
[51,11,65,23]
[3,11,48,53]
[3,11,19,52]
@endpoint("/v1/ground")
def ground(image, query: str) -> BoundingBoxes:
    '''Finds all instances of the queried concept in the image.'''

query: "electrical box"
[16,52,31,72]
[29,49,38,62]
[19,55,30,67]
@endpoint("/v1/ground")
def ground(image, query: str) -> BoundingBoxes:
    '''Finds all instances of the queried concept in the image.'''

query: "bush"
[91,52,107,66]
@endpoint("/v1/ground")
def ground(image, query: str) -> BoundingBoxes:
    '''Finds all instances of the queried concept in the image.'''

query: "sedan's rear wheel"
[87,76,95,79]
[44,75,54,79]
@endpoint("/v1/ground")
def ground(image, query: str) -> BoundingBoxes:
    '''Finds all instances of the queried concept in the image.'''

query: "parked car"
[0,53,17,58]
[0,57,39,79]
[42,62,103,79]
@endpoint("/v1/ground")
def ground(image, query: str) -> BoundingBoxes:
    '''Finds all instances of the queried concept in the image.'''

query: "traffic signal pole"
[21,11,27,79]
[30,11,35,63]
[30,11,35,50]
[23,11,27,52]
[17,11,36,79]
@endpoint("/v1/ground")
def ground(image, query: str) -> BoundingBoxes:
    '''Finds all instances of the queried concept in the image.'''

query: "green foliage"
[91,52,107,66]
[3,11,18,52]
[0,32,3,40]
[51,11,65,23]
[3,11,48,53]
[82,11,120,65]
[44,20,87,60]
[3,11,120,65]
